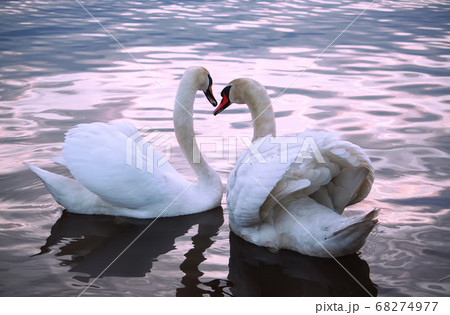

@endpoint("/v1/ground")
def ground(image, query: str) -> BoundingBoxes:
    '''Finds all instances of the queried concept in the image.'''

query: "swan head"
[214,78,268,115]
[185,66,217,106]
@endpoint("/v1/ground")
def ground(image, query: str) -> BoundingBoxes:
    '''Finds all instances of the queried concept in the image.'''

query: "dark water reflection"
[27,209,376,297]
[1,0,449,296]
[31,208,226,296]
[228,233,377,297]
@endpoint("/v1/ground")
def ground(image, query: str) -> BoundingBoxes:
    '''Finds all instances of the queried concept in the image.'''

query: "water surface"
[0,0,449,296]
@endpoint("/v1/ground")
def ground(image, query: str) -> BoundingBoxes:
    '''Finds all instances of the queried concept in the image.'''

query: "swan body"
[26,67,223,218]
[215,78,377,257]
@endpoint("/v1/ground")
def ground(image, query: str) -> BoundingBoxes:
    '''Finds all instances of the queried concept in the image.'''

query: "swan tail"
[25,162,97,211]
[328,208,379,255]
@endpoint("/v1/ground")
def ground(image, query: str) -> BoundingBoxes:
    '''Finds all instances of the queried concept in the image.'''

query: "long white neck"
[247,91,276,141]
[173,73,219,187]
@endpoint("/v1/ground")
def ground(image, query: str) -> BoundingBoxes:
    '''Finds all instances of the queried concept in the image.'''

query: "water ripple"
[0,0,449,296]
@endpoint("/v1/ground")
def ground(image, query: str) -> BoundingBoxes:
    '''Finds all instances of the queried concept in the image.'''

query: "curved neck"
[173,74,218,186]
[248,93,276,141]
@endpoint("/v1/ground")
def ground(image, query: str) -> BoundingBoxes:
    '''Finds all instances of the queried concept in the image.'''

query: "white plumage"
[26,67,223,218]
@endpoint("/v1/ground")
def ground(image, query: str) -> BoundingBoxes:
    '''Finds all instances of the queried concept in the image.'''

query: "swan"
[214,78,378,257]
[25,66,223,218]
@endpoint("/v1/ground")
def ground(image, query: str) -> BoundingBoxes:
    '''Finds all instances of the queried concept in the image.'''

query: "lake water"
[0,0,449,297]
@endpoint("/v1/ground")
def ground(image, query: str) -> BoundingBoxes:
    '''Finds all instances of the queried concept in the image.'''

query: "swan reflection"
[227,232,378,297]
[33,208,376,296]
[33,207,224,295]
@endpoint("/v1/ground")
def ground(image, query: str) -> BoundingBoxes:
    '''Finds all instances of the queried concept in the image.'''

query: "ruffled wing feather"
[227,131,374,226]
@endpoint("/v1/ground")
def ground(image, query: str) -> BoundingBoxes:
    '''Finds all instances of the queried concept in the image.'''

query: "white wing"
[281,131,374,213]
[227,135,304,227]
[62,122,182,209]
[227,131,374,226]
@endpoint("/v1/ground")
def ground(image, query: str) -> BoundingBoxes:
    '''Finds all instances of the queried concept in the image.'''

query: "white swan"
[214,78,378,257]
[26,66,223,218]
